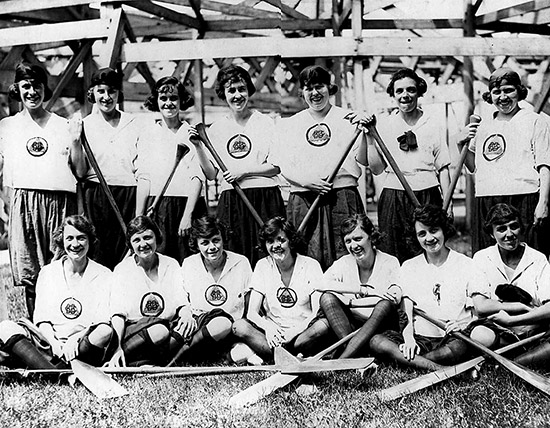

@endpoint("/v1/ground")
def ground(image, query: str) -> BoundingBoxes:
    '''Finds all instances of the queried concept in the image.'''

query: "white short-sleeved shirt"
[34,258,112,341]
[250,254,323,341]
[111,253,190,322]
[83,107,142,186]
[376,109,451,191]
[469,109,550,196]
[207,111,279,192]
[137,119,204,197]
[181,251,251,320]
[323,251,400,320]
[400,249,490,337]
[0,112,77,192]
[275,106,362,192]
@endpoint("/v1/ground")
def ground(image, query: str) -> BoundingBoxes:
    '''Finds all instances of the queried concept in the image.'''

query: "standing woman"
[83,67,146,269]
[138,76,208,263]
[0,215,114,369]
[207,65,285,267]
[458,68,550,256]
[367,68,451,263]
[232,217,329,362]
[277,65,367,270]
[0,63,86,318]
[320,214,402,358]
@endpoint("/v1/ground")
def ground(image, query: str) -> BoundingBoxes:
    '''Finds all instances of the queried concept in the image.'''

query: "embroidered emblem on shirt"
[205,284,228,307]
[277,287,298,308]
[60,297,82,320]
[26,136,48,157]
[140,292,165,317]
[482,134,506,162]
[306,123,331,147]
[227,134,252,159]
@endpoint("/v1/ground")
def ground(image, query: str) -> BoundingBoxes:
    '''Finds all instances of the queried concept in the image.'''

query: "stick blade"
[283,358,375,374]
[70,360,128,399]
[496,357,550,397]
[229,372,298,408]
[273,347,300,366]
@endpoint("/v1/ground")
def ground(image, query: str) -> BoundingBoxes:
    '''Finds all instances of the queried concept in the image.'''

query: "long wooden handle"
[81,127,127,234]
[415,307,550,397]
[368,122,420,208]
[297,128,362,234]
[195,123,264,227]
[442,114,481,211]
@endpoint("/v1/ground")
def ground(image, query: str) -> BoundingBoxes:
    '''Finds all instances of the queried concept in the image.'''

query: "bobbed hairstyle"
[413,204,456,241]
[8,62,52,102]
[482,68,528,104]
[340,214,383,248]
[126,215,163,250]
[483,203,524,236]
[215,65,256,100]
[258,216,306,257]
[299,65,338,96]
[386,68,427,98]
[189,216,227,253]
[52,215,97,256]
[86,67,124,104]
[143,76,194,112]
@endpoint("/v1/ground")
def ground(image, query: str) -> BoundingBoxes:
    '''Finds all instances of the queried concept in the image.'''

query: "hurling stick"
[415,308,550,397]
[366,120,420,208]
[195,123,264,227]
[229,328,361,407]
[81,126,127,234]
[442,114,481,211]
[70,359,128,399]
[146,143,191,216]
[376,330,546,401]
[297,129,362,234]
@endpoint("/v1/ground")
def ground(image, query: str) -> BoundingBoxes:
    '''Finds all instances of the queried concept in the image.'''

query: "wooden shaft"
[195,123,264,227]
[81,126,127,234]
[368,124,420,208]
[297,128,362,234]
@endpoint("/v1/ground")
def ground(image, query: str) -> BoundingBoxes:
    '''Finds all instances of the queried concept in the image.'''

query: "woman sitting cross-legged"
[370,205,495,370]
[319,214,402,359]
[232,217,330,363]
[0,215,114,369]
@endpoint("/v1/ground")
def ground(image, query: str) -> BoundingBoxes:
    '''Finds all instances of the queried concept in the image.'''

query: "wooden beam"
[262,0,308,19]
[476,0,550,25]
[478,21,550,36]
[99,6,125,69]
[121,36,550,62]
[0,0,109,16]
[161,0,281,18]
[122,13,156,90]
[125,0,201,29]
[535,71,550,112]
[253,56,280,92]
[0,19,107,48]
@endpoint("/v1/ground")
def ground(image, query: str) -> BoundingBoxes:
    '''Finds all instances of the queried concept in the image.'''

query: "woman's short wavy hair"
[413,204,456,240]
[258,216,306,257]
[215,65,256,100]
[126,216,163,250]
[188,216,227,253]
[299,65,338,96]
[483,203,524,236]
[52,215,97,257]
[482,68,528,104]
[8,63,53,102]
[386,68,427,98]
[340,214,383,247]
[143,76,194,111]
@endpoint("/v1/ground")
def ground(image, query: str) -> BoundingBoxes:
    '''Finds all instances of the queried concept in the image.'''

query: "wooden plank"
[478,21,550,36]
[476,0,550,25]
[0,19,107,48]
[99,7,125,69]
[262,0,308,19]
[162,0,281,18]
[252,57,279,92]
[125,0,201,29]
[0,0,106,16]
[122,13,156,89]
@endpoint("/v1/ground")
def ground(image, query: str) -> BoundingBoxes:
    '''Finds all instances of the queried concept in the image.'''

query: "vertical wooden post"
[463,0,475,231]
[352,0,364,110]
[194,59,205,124]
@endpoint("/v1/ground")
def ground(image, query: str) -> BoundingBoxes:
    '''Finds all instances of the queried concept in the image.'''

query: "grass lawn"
[0,263,549,427]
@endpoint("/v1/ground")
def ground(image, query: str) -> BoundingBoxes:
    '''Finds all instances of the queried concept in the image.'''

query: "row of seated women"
[0,202,548,375]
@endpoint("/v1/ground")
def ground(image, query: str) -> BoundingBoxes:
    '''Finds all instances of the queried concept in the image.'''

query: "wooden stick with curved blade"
[415,307,550,397]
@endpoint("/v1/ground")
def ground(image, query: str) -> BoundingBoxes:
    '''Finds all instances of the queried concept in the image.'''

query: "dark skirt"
[472,192,550,257]
[286,187,365,271]
[148,195,208,263]
[377,186,443,263]
[84,182,136,269]
[217,186,285,268]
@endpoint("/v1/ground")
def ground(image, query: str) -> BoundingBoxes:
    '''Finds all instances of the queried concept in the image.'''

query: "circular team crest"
[60,297,82,320]
[140,292,165,317]
[482,134,506,162]
[205,284,228,307]
[276,287,297,308]
[26,136,48,157]
[306,123,331,147]
[227,134,252,159]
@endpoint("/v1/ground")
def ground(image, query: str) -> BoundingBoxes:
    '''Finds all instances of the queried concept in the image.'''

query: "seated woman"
[320,214,402,358]
[0,215,114,369]
[232,217,329,363]
[108,216,196,367]
[474,203,550,367]
[178,216,251,363]
[370,205,494,370]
